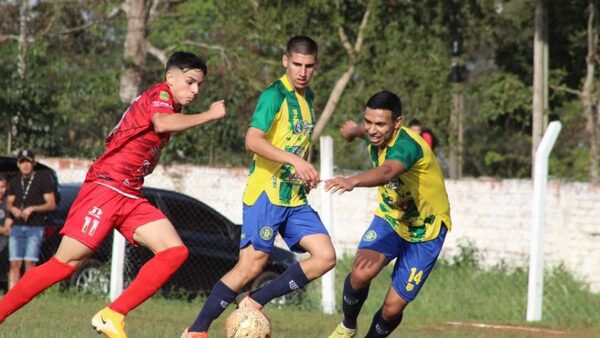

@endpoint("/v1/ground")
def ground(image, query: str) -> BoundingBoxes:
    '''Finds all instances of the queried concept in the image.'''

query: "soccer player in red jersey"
[0,51,226,338]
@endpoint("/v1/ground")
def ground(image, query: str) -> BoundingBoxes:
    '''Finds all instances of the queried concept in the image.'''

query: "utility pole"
[532,0,548,175]
[449,41,465,179]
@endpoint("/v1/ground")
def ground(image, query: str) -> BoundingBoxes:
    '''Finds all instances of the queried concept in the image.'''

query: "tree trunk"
[311,1,372,142]
[17,0,27,79]
[582,0,598,182]
[11,0,29,154]
[532,0,548,176]
[119,0,148,104]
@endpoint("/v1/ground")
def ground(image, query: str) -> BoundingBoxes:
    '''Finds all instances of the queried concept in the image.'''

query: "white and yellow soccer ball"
[224,307,271,338]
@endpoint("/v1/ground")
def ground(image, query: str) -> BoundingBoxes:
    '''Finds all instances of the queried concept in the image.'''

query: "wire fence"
[0,160,598,329]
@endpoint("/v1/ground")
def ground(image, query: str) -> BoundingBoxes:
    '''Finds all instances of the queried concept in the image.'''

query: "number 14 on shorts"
[406,267,423,292]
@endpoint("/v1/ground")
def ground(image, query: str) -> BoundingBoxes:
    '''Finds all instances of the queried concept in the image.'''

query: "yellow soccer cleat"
[180,328,208,338]
[328,322,357,338]
[91,307,128,338]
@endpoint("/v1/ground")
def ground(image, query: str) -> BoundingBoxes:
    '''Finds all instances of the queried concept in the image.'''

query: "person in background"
[0,175,11,255]
[5,150,56,290]
[407,118,438,152]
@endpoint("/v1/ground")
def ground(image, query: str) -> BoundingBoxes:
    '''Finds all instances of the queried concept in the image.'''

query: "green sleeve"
[249,86,284,132]
[385,137,423,170]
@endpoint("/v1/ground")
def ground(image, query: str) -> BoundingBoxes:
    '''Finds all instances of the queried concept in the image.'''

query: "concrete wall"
[42,158,600,292]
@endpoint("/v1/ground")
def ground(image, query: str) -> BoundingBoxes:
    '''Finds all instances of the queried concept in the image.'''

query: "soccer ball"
[224,307,271,338]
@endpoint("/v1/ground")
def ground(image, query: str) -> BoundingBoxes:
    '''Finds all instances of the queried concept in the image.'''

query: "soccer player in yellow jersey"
[183,36,336,338]
[326,90,451,338]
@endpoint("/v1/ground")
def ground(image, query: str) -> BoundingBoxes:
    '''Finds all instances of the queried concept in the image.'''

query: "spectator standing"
[407,118,438,152]
[0,175,11,254]
[5,150,56,290]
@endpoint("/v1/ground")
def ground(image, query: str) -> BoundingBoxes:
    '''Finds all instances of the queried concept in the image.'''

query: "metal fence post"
[527,121,562,321]
[320,135,336,314]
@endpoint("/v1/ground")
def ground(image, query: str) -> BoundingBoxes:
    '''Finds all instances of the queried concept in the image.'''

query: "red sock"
[109,245,188,315]
[0,257,76,322]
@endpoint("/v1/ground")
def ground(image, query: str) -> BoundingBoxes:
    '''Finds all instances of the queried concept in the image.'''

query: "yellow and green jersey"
[368,126,452,242]
[243,75,315,207]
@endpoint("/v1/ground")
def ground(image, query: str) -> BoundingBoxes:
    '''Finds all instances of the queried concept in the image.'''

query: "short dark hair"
[0,174,6,182]
[166,52,208,76]
[286,36,318,57]
[365,90,403,120]
[408,119,422,127]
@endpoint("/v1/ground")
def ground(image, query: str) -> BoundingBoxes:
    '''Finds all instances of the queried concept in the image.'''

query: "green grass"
[1,247,599,337]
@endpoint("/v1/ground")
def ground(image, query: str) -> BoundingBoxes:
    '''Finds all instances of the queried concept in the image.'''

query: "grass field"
[1,249,599,337]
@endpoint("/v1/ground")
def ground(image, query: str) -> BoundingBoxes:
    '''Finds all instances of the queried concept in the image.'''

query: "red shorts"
[60,182,166,250]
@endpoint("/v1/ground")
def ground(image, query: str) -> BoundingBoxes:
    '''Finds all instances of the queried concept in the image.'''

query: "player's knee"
[382,297,408,319]
[235,262,264,284]
[321,251,336,273]
[350,270,375,288]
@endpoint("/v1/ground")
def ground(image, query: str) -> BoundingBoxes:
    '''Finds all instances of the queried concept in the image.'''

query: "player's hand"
[22,206,35,221]
[291,158,320,189]
[11,207,22,219]
[340,120,359,142]
[324,176,357,195]
[207,100,227,121]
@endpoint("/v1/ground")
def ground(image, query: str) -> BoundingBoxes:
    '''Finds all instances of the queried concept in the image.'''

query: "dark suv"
[0,158,302,303]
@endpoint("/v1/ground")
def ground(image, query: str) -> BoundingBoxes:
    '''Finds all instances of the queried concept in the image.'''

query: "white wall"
[44,158,600,292]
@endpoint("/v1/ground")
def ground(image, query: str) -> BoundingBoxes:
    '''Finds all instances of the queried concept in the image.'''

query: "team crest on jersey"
[159,91,170,101]
[259,226,274,240]
[293,121,314,135]
[363,230,377,241]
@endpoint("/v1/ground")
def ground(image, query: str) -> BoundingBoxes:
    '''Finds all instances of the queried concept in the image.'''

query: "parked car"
[0,158,302,303]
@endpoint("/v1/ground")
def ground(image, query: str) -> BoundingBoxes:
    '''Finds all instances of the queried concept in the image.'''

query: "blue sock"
[189,280,237,332]
[365,308,403,338]
[251,263,309,306]
[341,273,370,330]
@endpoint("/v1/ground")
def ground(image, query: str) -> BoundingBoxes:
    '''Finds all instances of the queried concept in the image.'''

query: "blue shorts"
[358,216,447,302]
[9,225,45,262]
[241,193,329,253]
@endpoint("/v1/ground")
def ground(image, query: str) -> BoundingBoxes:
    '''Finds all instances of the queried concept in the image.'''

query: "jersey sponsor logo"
[363,230,377,241]
[152,101,174,110]
[159,91,170,101]
[259,226,274,240]
[292,121,314,135]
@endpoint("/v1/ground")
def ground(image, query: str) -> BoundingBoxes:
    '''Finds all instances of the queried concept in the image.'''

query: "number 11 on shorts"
[81,216,100,236]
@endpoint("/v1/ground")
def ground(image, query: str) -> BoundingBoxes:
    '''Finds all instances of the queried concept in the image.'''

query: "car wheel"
[250,271,303,306]
[68,259,110,295]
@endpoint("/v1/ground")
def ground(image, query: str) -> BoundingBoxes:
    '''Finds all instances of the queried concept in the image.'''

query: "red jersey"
[86,82,181,196]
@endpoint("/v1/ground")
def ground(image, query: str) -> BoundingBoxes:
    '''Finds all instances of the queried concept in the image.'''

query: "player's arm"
[152,100,226,133]
[245,127,319,187]
[325,159,405,194]
[6,194,20,219]
[339,120,366,142]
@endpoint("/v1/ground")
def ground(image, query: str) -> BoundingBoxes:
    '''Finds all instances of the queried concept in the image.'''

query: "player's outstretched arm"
[152,100,227,133]
[340,120,365,142]
[325,159,405,194]
[246,127,320,188]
